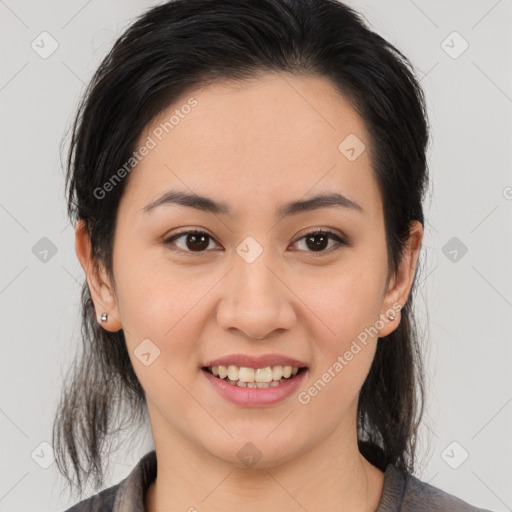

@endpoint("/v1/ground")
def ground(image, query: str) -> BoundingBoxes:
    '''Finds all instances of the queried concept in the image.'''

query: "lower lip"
[202,368,308,407]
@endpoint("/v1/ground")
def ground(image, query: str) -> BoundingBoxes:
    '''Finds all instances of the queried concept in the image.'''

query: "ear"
[377,220,423,337]
[75,218,123,332]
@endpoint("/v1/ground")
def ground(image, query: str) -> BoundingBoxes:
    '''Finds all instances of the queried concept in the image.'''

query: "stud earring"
[387,312,396,321]
[100,312,108,323]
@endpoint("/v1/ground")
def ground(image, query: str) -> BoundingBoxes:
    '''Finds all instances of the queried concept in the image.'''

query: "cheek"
[113,259,215,413]
[294,274,383,422]
[292,247,387,406]
[303,257,388,351]
[113,252,215,367]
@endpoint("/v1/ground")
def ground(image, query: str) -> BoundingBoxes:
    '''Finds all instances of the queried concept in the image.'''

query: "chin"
[200,429,311,470]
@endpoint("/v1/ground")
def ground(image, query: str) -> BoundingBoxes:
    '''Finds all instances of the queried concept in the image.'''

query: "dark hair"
[53,0,429,496]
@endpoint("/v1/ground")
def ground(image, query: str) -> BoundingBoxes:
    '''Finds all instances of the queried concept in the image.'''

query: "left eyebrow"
[277,191,364,218]
[142,189,364,218]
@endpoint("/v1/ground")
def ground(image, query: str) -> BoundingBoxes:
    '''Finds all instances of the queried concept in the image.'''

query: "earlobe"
[74,219,123,332]
[377,297,402,338]
[378,220,423,338]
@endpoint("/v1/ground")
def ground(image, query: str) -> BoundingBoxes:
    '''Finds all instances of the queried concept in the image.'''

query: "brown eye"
[305,233,329,251]
[293,230,346,254]
[184,232,210,251]
[165,230,217,253]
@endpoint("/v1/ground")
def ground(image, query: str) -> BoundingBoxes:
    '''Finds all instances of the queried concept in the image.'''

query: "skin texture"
[75,73,422,511]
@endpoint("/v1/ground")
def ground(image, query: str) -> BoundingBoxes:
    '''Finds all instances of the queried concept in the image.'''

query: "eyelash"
[163,228,347,257]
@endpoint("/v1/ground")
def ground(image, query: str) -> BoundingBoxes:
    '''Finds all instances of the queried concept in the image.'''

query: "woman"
[54,0,491,510]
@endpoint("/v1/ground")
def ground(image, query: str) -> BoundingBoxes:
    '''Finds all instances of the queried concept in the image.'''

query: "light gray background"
[1,1,511,511]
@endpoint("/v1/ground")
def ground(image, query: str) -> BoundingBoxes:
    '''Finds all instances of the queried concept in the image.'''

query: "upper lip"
[203,353,308,369]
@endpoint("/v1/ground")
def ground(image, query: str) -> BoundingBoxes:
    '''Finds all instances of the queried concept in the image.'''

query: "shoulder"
[378,464,494,512]
[62,483,119,512]
[61,450,157,512]
[401,471,493,512]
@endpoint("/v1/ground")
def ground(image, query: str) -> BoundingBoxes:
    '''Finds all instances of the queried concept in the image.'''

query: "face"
[78,72,421,469]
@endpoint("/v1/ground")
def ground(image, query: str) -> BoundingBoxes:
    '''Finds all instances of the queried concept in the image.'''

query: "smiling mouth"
[202,365,307,388]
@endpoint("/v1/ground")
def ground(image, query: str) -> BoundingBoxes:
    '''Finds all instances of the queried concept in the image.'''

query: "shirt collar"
[113,450,157,512]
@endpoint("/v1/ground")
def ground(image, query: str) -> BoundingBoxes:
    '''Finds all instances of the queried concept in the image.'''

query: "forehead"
[120,73,382,222]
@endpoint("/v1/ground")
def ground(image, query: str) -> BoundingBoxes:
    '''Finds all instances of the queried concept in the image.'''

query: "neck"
[145,407,385,512]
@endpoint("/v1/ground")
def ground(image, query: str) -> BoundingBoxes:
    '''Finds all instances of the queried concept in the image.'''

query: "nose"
[216,253,297,340]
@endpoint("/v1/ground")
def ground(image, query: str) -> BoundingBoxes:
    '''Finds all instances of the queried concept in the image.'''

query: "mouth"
[202,364,308,388]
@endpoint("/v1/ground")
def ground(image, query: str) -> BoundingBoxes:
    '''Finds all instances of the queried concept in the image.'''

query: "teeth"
[255,367,273,383]
[272,366,283,381]
[218,365,228,379]
[227,365,238,381]
[282,366,293,378]
[238,367,255,383]
[208,364,302,387]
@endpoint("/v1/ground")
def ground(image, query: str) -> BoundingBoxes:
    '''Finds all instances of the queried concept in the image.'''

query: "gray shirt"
[64,450,492,511]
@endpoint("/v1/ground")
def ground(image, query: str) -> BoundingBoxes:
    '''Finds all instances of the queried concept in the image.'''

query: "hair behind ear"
[52,283,147,496]
[357,299,425,472]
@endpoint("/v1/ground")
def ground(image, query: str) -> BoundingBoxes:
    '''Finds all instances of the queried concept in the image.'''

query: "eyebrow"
[142,189,363,218]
